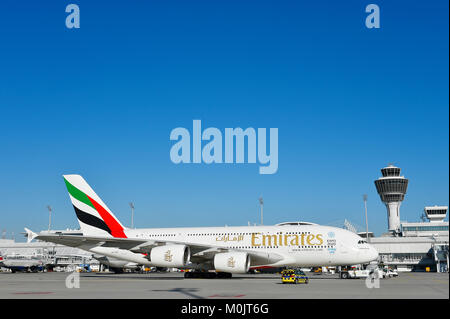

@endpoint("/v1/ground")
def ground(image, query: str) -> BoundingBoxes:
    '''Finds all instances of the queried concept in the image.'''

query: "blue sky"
[0,0,448,240]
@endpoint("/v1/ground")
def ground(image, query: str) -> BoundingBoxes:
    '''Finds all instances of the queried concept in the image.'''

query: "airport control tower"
[424,206,448,223]
[374,164,409,233]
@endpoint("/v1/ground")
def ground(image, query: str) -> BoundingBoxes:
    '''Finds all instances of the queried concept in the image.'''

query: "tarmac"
[0,271,448,299]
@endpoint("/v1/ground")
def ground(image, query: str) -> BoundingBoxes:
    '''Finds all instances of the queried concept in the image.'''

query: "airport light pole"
[47,205,52,231]
[129,202,135,229]
[259,197,264,226]
[363,195,369,242]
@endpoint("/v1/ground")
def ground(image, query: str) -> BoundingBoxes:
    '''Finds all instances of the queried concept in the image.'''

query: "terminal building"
[368,165,449,272]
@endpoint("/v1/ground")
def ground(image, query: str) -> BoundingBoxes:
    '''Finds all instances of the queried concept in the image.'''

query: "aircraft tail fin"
[63,175,127,238]
[24,228,38,243]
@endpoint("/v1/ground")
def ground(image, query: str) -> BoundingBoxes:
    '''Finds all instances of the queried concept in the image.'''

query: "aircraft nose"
[368,244,379,261]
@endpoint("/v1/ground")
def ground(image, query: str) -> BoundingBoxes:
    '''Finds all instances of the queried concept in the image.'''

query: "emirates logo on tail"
[63,175,127,238]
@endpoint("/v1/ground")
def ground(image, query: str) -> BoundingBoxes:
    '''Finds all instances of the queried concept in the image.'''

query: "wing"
[35,233,285,267]
[35,233,148,250]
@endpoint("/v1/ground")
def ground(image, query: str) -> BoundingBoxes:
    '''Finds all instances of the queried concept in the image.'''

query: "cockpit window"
[357,240,367,244]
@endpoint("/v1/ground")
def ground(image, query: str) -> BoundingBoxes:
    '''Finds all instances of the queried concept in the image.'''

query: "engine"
[149,245,190,268]
[214,252,250,273]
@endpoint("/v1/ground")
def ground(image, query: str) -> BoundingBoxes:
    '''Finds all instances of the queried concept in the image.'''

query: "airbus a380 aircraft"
[31,175,379,278]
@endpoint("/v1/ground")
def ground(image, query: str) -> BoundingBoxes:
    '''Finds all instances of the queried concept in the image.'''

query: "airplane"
[0,252,45,273]
[30,174,379,278]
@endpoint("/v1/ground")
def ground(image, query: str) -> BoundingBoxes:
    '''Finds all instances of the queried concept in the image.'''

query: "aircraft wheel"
[217,272,232,279]
[110,267,124,274]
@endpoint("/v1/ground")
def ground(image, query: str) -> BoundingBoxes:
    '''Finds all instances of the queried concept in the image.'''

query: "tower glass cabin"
[374,164,409,233]
[424,206,448,223]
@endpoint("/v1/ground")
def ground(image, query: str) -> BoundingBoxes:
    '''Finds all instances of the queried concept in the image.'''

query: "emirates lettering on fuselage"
[215,234,244,243]
[251,233,324,247]
[215,233,325,247]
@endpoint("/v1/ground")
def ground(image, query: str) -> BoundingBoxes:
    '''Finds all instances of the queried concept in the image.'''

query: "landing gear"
[184,271,213,278]
[109,267,124,274]
[184,271,232,279]
[216,272,232,279]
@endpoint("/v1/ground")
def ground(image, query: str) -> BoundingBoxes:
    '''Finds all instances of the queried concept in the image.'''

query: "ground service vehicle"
[340,266,370,279]
[384,268,398,278]
[281,269,309,284]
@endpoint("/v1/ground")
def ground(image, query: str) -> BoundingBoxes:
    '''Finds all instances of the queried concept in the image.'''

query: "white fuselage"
[87,224,378,269]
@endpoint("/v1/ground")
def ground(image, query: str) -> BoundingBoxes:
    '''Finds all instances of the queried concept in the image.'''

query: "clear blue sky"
[0,0,448,240]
